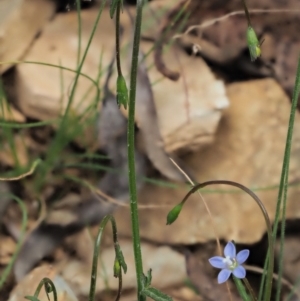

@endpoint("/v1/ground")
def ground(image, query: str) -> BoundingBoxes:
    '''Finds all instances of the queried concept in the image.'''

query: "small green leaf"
[166,203,183,225]
[116,244,127,273]
[110,0,123,18]
[246,26,261,62]
[116,75,128,109]
[110,0,118,18]
[141,287,173,301]
[146,269,152,287]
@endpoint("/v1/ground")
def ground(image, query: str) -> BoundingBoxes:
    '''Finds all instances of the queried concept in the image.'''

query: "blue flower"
[208,241,250,284]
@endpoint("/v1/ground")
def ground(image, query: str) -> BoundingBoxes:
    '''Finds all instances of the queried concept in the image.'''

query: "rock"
[61,239,186,296]
[0,135,28,167]
[0,235,15,265]
[113,78,300,244]
[0,100,25,122]
[146,42,228,153]
[14,8,119,121]
[15,5,228,152]
[0,0,56,73]
[9,265,78,301]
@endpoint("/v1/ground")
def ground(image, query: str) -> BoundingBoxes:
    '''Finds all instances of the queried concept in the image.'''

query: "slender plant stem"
[127,0,145,300]
[25,278,58,301]
[241,0,252,26]
[88,215,123,301]
[233,277,251,301]
[274,55,300,301]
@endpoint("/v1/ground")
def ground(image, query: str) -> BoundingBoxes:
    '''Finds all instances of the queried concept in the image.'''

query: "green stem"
[88,215,124,301]
[127,1,145,300]
[115,269,123,301]
[274,55,300,301]
[233,277,251,301]
[241,0,252,26]
[25,278,58,301]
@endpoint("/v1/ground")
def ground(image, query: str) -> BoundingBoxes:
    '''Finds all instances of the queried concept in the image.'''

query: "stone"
[15,5,228,152]
[113,78,300,244]
[61,239,186,296]
[9,265,78,301]
[0,0,56,73]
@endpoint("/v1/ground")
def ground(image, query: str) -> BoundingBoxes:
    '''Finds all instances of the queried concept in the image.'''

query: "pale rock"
[0,235,15,265]
[9,265,78,301]
[0,101,25,122]
[15,5,228,152]
[15,9,121,121]
[0,0,56,73]
[61,239,186,296]
[0,135,28,167]
[145,42,229,153]
[113,78,300,244]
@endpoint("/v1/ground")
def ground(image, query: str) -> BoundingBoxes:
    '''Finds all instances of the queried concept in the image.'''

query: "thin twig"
[169,158,233,301]
[173,9,300,40]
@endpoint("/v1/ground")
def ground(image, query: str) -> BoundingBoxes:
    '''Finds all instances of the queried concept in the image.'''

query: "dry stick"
[154,0,191,81]
[91,182,173,209]
[173,9,300,40]
[0,159,41,181]
[174,47,190,123]
[169,158,233,301]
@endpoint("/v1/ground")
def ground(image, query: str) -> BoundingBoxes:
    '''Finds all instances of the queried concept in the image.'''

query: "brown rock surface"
[0,0,55,73]
[113,78,300,244]
[15,6,228,152]
[61,239,186,296]
[9,265,78,301]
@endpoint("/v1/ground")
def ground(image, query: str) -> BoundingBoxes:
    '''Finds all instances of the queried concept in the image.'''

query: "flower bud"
[246,26,261,62]
[166,203,183,225]
[116,75,128,109]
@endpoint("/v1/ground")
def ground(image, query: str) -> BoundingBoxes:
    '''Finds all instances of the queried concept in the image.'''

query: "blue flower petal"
[236,249,250,264]
[233,265,246,279]
[218,269,232,284]
[224,241,236,258]
[209,256,227,269]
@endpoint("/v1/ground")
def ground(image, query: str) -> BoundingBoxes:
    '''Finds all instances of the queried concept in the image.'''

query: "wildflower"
[208,241,249,284]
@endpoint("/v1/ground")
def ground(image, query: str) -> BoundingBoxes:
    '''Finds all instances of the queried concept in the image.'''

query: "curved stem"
[180,180,273,301]
[26,278,58,301]
[127,0,145,300]
[88,215,124,301]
